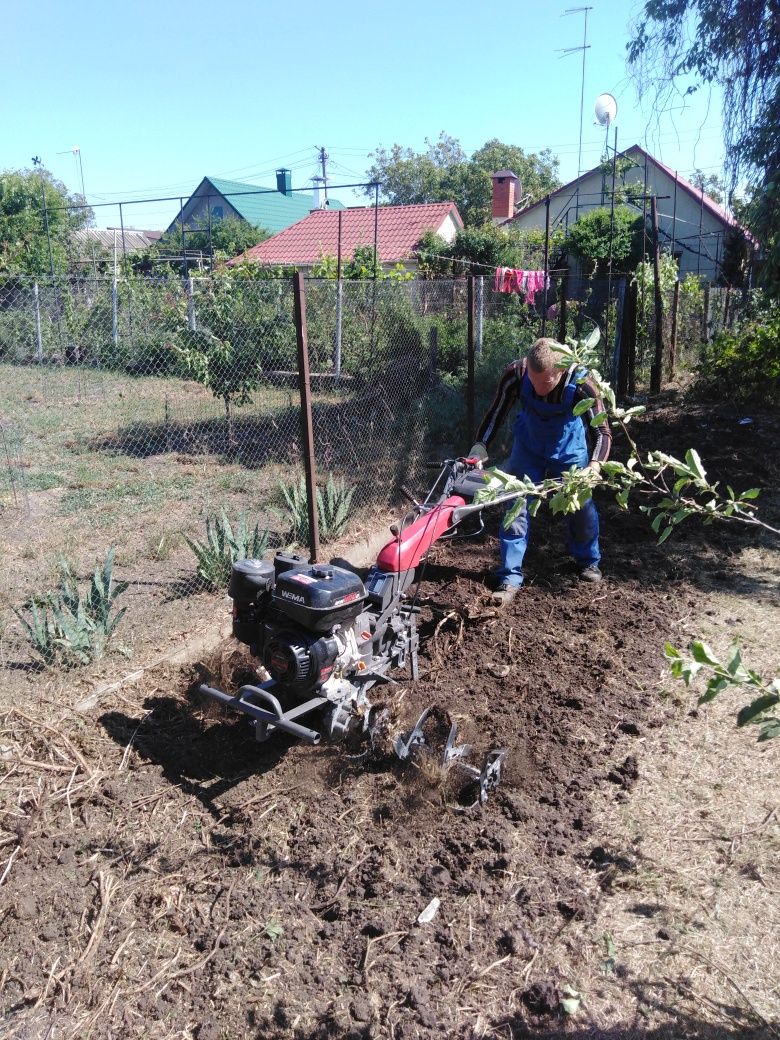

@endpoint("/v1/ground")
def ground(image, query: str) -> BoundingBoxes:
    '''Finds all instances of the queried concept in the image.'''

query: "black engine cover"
[272,564,366,633]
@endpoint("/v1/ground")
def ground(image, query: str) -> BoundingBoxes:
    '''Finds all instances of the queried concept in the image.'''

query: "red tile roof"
[231,202,463,266]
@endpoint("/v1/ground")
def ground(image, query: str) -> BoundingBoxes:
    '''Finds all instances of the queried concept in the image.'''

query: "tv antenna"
[558,6,593,179]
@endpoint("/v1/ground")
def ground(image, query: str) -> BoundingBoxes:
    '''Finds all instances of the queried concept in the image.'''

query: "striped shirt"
[475,360,612,463]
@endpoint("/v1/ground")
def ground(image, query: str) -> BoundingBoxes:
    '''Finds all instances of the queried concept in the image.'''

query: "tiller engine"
[198,458,512,805]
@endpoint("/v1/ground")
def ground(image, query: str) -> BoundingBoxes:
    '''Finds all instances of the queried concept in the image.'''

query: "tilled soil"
[0,399,777,1039]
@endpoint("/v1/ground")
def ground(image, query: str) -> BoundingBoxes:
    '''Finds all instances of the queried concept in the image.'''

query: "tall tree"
[628,0,779,292]
[0,167,90,276]
[688,169,726,207]
[366,133,560,226]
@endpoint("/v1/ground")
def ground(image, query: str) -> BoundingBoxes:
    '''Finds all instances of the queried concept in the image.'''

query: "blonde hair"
[527,338,566,373]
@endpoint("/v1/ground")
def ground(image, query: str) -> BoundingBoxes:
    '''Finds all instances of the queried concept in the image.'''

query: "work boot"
[579,564,602,583]
[491,583,520,606]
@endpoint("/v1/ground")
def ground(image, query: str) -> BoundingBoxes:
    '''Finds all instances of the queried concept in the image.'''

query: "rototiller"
[198,457,520,804]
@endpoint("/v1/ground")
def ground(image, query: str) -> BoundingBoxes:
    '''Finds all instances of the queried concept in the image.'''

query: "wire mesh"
[0,269,737,669]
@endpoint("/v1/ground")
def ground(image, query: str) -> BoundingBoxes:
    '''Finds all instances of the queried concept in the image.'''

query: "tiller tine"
[478,748,507,804]
[394,711,507,809]
[442,722,472,764]
[394,707,432,761]
[451,747,508,812]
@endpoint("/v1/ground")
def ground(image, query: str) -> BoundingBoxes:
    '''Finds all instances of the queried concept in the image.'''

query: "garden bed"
[0,396,778,1039]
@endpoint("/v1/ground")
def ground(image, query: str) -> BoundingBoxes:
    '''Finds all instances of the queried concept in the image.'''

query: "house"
[497,145,752,282]
[165,169,343,237]
[231,201,464,272]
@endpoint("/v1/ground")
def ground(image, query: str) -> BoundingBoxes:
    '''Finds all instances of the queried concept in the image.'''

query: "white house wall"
[509,152,731,282]
[437,213,461,244]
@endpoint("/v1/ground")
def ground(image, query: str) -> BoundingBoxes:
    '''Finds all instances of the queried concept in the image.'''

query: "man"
[469,337,611,606]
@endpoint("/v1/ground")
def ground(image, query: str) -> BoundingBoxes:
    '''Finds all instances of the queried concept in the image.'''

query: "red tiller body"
[375,495,466,573]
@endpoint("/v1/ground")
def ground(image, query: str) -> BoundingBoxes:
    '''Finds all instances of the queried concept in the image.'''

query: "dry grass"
[529,540,780,1038]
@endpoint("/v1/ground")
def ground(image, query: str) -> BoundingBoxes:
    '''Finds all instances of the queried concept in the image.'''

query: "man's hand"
[586,460,602,475]
[467,442,489,466]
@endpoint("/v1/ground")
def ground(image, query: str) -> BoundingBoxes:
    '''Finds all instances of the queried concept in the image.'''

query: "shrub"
[696,303,780,402]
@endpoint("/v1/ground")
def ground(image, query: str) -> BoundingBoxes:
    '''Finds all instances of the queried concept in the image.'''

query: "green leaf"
[740,488,761,500]
[684,449,707,482]
[590,410,608,426]
[657,525,674,544]
[560,985,582,1015]
[698,676,730,703]
[690,641,720,667]
[664,643,682,659]
[583,325,601,350]
[573,398,595,417]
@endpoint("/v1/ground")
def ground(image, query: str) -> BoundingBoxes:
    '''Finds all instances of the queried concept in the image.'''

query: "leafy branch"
[665,641,780,743]
[549,338,780,541]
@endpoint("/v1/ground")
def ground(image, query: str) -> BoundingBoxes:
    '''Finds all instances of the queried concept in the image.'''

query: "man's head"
[526,338,566,396]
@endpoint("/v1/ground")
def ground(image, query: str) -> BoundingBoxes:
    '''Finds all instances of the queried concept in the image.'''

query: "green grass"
[58,474,197,516]
[24,471,65,491]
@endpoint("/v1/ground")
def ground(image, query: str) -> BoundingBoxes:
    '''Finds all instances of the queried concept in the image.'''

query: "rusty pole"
[649,196,665,394]
[293,271,320,563]
[467,275,476,441]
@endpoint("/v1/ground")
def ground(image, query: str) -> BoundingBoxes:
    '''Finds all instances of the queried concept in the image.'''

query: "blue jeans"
[497,442,601,587]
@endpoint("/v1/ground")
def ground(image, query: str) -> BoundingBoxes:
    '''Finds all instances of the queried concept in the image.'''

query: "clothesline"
[494,267,549,302]
[420,252,568,274]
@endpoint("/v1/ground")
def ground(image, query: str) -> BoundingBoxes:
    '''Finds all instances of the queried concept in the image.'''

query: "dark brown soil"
[0,398,777,1039]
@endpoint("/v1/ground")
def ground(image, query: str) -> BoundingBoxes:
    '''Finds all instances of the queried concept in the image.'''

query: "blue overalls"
[497,366,601,587]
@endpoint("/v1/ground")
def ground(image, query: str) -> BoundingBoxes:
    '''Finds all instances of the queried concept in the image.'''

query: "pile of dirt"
[0,399,777,1039]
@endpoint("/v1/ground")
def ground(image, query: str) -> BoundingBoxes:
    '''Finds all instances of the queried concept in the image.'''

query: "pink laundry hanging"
[523,270,548,305]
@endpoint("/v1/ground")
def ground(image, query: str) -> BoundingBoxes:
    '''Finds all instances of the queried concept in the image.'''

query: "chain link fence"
[0,268,745,667]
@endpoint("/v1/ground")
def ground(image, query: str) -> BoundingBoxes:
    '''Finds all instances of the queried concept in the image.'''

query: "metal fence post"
[558,270,568,344]
[622,279,638,399]
[293,272,320,563]
[33,282,43,362]
[668,279,680,381]
[649,196,665,394]
[186,277,197,332]
[112,278,119,349]
[467,276,476,441]
[611,277,626,386]
[475,276,484,357]
[334,278,343,383]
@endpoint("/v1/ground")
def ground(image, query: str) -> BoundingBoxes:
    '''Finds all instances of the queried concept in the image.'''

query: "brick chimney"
[491,170,520,223]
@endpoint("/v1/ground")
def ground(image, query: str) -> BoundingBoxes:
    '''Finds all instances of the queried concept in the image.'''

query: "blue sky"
[2,0,725,230]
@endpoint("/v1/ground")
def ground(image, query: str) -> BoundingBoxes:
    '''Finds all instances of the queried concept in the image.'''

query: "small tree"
[173,271,267,447]
[565,205,645,273]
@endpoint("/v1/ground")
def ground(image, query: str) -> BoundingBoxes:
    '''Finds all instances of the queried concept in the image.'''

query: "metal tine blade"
[479,749,507,804]
[443,722,472,764]
[394,706,432,760]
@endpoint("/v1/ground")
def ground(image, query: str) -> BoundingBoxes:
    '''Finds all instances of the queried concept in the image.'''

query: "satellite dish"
[594,93,618,127]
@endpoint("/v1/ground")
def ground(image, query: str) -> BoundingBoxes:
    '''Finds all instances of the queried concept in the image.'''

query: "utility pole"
[31,156,55,278]
[317,146,329,205]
